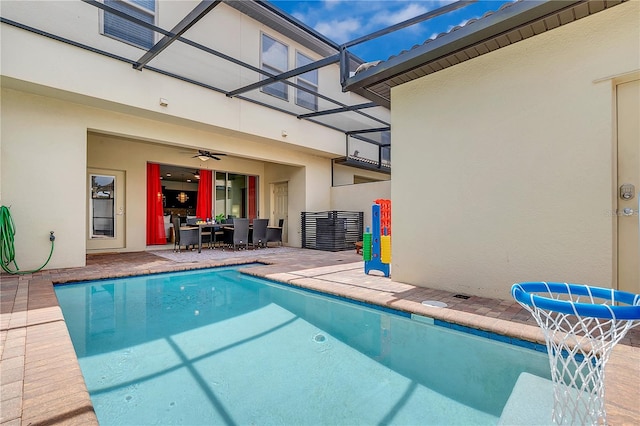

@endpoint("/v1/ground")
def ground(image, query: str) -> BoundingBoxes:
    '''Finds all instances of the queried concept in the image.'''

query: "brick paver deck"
[2,249,638,424]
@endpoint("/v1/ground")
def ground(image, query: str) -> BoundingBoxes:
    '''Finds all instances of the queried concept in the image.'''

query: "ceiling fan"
[192,150,226,161]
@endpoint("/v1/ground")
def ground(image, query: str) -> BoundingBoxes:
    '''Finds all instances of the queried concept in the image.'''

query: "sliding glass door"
[215,172,258,220]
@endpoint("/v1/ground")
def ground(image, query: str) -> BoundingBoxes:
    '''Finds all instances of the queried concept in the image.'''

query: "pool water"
[55,267,550,425]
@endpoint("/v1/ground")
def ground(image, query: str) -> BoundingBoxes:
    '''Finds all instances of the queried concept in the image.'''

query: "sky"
[268,0,513,62]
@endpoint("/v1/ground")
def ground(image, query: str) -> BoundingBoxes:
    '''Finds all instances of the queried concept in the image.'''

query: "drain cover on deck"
[421,300,448,308]
[453,294,471,299]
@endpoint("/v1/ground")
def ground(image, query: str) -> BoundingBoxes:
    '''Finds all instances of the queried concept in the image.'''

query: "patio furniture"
[266,218,284,247]
[355,241,363,254]
[251,219,269,248]
[188,218,213,250]
[164,214,173,242]
[192,222,218,252]
[173,217,199,252]
[212,226,225,248]
[229,218,249,251]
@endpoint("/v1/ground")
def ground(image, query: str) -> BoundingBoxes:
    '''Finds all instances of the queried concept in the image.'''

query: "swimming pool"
[55,266,551,425]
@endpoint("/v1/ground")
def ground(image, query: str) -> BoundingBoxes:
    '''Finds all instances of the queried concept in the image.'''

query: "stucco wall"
[87,134,268,252]
[1,89,88,269]
[330,180,391,231]
[333,163,390,186]
[1,87,338,268]
[0,1,387,155]
[390,2,639,299]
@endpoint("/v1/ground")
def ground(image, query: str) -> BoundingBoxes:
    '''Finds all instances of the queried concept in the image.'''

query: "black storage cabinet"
[301,211,363,251]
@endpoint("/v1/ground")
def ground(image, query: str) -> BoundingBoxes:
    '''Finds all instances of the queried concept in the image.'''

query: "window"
[90,174,116,238]
[261,34,288,100]
[102,0,156,49]
[215,172,259,220]
[295,52,318,111]
[381,131,391,164]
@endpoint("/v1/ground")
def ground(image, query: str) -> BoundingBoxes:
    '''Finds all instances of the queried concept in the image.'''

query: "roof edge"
[343,0,584,95]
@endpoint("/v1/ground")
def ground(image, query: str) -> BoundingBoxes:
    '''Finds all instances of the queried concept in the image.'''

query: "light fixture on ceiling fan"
[193,150,226,161]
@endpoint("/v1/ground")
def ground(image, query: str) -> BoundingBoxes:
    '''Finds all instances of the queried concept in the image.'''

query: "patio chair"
[173,217,199,252]
[229,218,249,251]
[211,225,225,248]
[266,218,284,247]
[251,219,269,248]
[186,217,213,248]
[164,214,173,242]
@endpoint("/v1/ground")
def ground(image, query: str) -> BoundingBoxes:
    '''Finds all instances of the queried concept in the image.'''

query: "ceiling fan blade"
[190,150,227,160]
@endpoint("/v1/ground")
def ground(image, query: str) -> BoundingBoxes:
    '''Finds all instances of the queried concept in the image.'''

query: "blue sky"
[268,0,513,62]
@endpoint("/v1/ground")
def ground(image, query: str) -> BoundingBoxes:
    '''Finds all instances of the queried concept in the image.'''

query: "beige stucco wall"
[0,1,394,269]
[87,134,269,251]
[1,89,88,269]
[332,163,390,186]
[331,180,391,231]
[0,1,387,152]
[0,86,342,268]
[391,2,640,299]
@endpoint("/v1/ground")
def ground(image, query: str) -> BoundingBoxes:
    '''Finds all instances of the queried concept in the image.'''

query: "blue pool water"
[55,267,550,425]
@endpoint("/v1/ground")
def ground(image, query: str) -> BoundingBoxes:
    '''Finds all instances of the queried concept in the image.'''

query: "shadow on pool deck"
[1,248,638,424]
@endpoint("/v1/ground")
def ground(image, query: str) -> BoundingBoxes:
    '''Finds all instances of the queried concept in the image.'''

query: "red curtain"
[248,176,257,220]
[196,169,212,220]
[146,163,166,245]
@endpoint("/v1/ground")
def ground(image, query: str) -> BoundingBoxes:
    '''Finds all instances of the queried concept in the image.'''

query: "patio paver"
[1,248,638,424]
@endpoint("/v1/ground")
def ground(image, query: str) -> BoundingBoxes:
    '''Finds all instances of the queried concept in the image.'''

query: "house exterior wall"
[332,164,390,186]
[0,1,385,147]
[390,1,639,300]
[87,133,268,250]
[330,180,391,231]
[0,86,340,268]
[1,1,388,269]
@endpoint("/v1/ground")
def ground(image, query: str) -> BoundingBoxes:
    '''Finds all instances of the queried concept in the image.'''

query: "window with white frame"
[295,52,318,111]
[102,0,156,49]
[261,34,288,100]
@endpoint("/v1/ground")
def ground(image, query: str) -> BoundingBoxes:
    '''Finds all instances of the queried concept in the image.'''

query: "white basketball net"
[514,283,639,425]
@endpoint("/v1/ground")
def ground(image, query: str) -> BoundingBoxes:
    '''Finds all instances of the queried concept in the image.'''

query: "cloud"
[291,11,307,22]
[445,18,471,32]
[314,17,362,43]
[372,3,429,26]
[323,0,343,10]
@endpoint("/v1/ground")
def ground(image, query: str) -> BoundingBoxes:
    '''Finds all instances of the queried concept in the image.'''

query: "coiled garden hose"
[0,205,55,274]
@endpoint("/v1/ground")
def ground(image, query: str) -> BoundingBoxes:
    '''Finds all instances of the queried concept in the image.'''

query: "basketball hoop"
[511,282,640,425]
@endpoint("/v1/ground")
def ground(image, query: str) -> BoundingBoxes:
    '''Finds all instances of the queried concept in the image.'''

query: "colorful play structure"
[363,199,391,277]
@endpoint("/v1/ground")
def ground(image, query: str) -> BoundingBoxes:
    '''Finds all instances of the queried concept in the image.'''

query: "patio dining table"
[194,222,222,253]
[195,223,253,252]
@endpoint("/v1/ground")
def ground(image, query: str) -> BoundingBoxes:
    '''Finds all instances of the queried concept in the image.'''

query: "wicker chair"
[266,218,284,247]
[173,217,199,252]
[251,219,269,248]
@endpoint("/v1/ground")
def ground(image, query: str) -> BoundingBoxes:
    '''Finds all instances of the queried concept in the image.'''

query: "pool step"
[498,372,554,425]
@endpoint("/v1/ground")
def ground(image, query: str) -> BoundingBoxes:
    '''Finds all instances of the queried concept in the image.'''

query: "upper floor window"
[102,0,156,49]
[261,34,288,100]
[295,52,318,111]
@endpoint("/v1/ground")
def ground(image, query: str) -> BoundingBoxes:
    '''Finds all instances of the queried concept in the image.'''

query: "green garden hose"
[0,205,55,274]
